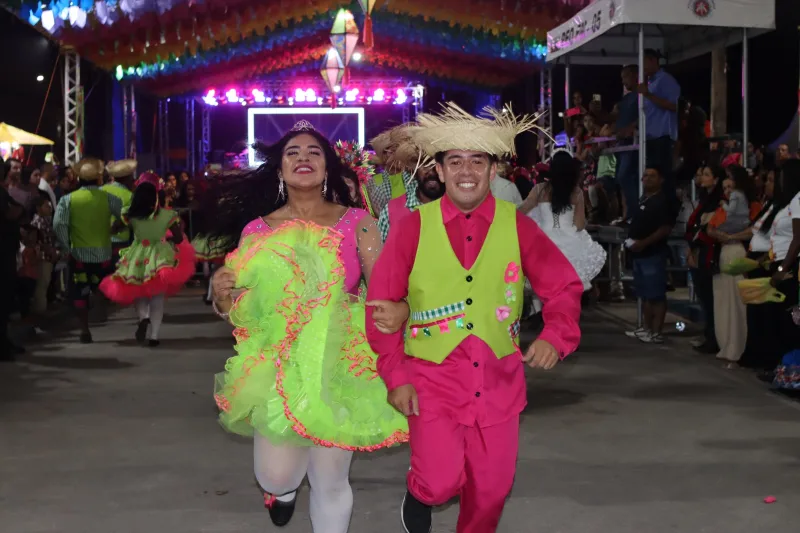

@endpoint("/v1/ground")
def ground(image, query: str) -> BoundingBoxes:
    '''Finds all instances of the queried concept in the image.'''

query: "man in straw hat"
[53,157,123,344]
[103,159,137,265]
[376,135,445,243]
[366,103,583,533]
[364,125,415,217]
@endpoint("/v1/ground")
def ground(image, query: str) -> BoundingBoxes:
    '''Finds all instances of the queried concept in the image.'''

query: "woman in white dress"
[518,151,606,312]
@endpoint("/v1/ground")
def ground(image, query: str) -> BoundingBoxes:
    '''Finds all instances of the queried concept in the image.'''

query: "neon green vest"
[102,183,132,242]
[374,172,407,199]
[69,188,113,249]
[404,199,524,363]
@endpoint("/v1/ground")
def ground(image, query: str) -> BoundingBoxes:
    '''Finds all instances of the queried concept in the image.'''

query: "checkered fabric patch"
[410,301,466,322]
[508,319,521,339]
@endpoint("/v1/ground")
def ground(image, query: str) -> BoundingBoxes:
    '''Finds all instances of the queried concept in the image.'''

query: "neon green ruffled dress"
[213,220,408,450]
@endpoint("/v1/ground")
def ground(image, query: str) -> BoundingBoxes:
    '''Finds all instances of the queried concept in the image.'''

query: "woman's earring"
[277,177,286,201]
[322,174,328,197]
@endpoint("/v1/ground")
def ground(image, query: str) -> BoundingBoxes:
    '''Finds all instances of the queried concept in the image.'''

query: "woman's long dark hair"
[699,165,725,212]
[726,164,758,204]
[204,129,357,240]
[548,151,580,216]
[759,159,800,234]
[127,182,159,219]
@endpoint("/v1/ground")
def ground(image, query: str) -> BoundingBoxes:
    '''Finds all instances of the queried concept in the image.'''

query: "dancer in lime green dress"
[100,174,196,346]
[207,122,409,532]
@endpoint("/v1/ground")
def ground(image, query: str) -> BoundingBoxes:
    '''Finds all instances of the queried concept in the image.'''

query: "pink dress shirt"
[366,194,583,428]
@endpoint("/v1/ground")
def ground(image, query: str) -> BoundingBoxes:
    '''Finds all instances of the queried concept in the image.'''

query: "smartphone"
[592,94,601,103]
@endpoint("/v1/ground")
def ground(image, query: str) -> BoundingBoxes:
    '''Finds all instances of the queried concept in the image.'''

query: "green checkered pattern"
[377,178,420,243]
[410,300,465,322]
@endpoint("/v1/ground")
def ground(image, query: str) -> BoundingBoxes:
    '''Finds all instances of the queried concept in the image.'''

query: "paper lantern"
[356,0,377,49]
[320,48,344,108]
[330,9,360,74]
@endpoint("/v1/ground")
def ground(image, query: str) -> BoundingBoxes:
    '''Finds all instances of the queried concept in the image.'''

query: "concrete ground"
[0,292,798,533]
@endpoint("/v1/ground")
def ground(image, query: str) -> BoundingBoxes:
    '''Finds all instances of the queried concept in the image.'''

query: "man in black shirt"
[1,179,25,361]
[625,167,673,344]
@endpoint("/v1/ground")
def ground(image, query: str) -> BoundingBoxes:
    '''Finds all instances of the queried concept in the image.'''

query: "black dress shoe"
[135,319,150,344]
[148,339,160,348]
[264,493,296,527]
[401,491,432,533]
[80,332,93,344]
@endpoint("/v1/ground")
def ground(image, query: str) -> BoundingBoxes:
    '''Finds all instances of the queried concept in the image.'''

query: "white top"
[769,192,800,261]
[750,205,773,253]
[490,177,523,207]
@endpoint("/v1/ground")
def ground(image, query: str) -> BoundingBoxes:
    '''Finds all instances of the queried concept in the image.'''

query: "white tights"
[254,434,354,533]
[134,295,165,340]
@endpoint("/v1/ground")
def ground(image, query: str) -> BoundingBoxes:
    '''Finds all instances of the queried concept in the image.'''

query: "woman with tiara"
[99,173,196,345]
[518,150,607,311]
[208,121,409,533]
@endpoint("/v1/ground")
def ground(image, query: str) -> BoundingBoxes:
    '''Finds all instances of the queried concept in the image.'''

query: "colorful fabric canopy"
[16,0,591,95]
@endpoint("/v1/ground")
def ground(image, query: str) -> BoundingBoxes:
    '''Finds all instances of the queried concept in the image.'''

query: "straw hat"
[74,158,105,182]
[412,103,544,158]
[393,131,434,172]
[369,130,393,165]
[106,159,137,179]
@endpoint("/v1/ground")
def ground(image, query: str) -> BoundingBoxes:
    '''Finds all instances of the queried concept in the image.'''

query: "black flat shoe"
[148,339,160,348]
[264,493,296,527]
[80,332,93,344]
[401,491,432,533]
[135,319,150,344]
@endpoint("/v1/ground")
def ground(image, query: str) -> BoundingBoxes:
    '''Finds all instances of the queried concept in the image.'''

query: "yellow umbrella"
[0,123,54,145]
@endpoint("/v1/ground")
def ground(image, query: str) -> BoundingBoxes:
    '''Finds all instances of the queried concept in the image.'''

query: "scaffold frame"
[63,49,81,165]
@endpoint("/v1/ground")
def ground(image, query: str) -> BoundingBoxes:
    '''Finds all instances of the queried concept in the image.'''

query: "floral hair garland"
[335,140,375,184]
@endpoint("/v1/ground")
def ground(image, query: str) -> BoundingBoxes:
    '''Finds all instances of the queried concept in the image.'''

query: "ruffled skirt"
[213,221,408,451]
[99,239,196,305]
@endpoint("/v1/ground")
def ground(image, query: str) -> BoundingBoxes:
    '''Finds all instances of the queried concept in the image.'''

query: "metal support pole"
[157,100,166,176]
[742,28,749,168]
[637,24,646,329]
[63,49,82,165]
[164,101,170,175]
[129,85,137,159]
[185,99,196,176]
[564,56,571,112]
[201,104,211,170]
[539,68,553,161]
[122,86,129,161]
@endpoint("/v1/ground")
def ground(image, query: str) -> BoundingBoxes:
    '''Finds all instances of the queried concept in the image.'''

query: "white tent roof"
[546,0,776,65]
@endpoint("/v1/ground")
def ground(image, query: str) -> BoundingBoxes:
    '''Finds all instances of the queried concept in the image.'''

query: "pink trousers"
[407,414,520,533]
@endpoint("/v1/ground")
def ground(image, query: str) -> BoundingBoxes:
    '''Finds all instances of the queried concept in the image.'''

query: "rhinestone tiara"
[290,120,316,132]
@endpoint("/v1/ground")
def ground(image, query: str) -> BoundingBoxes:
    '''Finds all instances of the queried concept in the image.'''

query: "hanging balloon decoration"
[320,47,345,109]
[329,9,359,86]
[356,0,377,50]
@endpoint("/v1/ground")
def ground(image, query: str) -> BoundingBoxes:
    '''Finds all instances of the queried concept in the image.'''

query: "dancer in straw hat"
[103,159,137,266]
[53,157,123,343]
[365,103,584,533]
[363,125,415,217]
[376,135,445,243]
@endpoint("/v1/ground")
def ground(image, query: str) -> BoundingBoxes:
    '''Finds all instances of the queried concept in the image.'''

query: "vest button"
[466,298,473,305]
[466,323,474,330]
[473,362,479,368]
[466,275,473,282]
[475,391,481,397]
[466,236,473,242]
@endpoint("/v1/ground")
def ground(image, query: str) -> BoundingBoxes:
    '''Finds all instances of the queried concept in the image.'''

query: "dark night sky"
[1,2,798,166]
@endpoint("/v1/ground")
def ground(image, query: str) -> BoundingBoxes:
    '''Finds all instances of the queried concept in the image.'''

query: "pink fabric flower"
[142,239,151,247]
[504,262,520,283]
[495,305,511,322]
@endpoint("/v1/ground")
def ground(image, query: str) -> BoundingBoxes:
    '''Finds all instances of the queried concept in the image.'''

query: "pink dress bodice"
[241,208,369,294]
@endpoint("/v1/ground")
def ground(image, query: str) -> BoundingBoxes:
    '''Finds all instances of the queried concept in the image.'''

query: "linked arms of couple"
[209,266,410,333]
